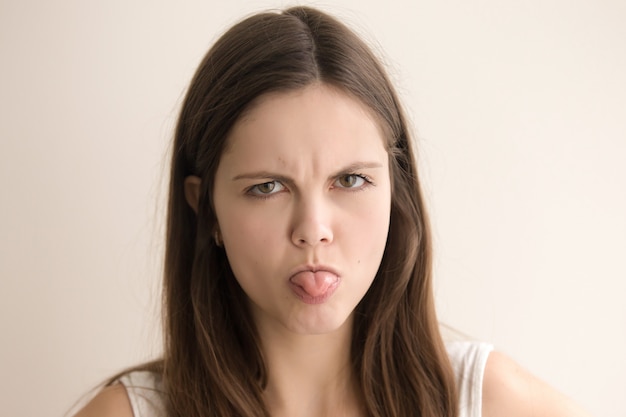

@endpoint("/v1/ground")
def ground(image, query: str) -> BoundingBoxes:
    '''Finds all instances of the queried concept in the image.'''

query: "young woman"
[75,6,591,417]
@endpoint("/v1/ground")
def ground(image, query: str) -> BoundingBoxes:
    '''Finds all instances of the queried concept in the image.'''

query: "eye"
[335,174,368,189]
[248,181,285,196]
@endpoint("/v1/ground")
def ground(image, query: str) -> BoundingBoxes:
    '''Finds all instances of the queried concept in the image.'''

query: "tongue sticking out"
[290,271,338,297]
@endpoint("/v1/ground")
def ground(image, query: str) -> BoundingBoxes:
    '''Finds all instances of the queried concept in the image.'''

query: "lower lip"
[288,276,340,305]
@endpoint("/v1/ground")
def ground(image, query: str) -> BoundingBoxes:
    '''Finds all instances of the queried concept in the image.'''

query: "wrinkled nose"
[290,196,334,247]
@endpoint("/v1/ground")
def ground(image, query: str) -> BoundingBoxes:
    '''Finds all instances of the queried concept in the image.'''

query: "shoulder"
[482,350,592,417]
[73,384,134,417]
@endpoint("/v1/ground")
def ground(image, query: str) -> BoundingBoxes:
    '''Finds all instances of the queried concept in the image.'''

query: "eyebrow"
[231,161,384,182]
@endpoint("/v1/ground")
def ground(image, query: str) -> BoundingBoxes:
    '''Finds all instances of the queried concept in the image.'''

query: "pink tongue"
[290,271,337,297]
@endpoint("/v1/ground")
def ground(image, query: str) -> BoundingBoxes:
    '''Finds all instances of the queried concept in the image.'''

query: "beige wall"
[1,1,624,416]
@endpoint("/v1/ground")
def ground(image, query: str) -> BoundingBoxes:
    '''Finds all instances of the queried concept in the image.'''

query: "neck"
[257,316,364,417]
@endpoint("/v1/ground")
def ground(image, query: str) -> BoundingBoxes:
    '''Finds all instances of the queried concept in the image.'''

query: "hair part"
[141,6,458,417]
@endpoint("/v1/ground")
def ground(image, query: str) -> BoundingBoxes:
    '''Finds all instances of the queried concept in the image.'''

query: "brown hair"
[127,6,456,417]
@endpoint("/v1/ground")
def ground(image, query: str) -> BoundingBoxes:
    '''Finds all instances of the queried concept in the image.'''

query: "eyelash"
[246,181,285,200]
[334,173,374,190]
[245,173,374,200]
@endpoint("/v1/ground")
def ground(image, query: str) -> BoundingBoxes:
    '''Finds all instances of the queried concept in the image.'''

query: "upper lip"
[288,264,340,278]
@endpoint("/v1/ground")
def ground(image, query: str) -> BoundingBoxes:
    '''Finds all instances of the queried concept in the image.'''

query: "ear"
[184,175,202,213]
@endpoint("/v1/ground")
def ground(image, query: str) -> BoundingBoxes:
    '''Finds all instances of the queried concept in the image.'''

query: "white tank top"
[119,341,492,417]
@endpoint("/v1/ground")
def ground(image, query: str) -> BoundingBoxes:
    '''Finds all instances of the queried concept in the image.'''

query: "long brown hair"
[135,6,456,417]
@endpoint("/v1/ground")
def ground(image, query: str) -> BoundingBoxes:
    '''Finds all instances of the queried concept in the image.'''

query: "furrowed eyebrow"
[232,171,291,182]
[329,162,383,178]
[231,162,383,182]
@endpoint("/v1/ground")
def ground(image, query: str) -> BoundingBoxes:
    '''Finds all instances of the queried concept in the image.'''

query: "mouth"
[288,265,340,305]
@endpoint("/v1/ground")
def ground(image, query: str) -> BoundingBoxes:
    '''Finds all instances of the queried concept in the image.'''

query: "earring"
[214,229,223,247]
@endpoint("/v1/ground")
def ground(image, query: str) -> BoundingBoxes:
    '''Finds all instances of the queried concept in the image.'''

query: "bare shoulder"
[482,350,592,417]
[73,383,134,417]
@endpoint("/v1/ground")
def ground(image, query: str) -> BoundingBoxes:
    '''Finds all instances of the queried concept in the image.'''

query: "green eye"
[257,182,276,193]
[249,181,284,197]
[339,175,359,188]
[336,174,365,188]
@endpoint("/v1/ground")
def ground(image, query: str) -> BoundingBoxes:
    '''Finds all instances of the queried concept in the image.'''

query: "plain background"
[1,0,624,416]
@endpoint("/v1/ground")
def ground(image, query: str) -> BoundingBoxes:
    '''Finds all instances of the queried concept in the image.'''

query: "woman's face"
[213,84,391,336]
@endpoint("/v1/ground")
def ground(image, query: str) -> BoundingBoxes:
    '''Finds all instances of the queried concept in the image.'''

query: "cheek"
[221,202,285,243]
[349,195,391,264]
[218,206,285,274]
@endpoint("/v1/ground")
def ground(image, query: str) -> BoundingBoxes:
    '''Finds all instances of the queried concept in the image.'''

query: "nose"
[290,195,334,247]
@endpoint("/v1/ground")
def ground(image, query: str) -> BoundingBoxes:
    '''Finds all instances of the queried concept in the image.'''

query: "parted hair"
[120,6,457,417]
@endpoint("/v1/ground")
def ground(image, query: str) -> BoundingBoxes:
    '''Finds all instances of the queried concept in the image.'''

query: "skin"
[211,84,391,416]
[483,351,593,417]
[212,83,391,338]
[73,84,593,417]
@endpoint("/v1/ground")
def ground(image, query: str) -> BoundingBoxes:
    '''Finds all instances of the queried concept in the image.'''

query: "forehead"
[228,84,386,149]
[216,84,389,178]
